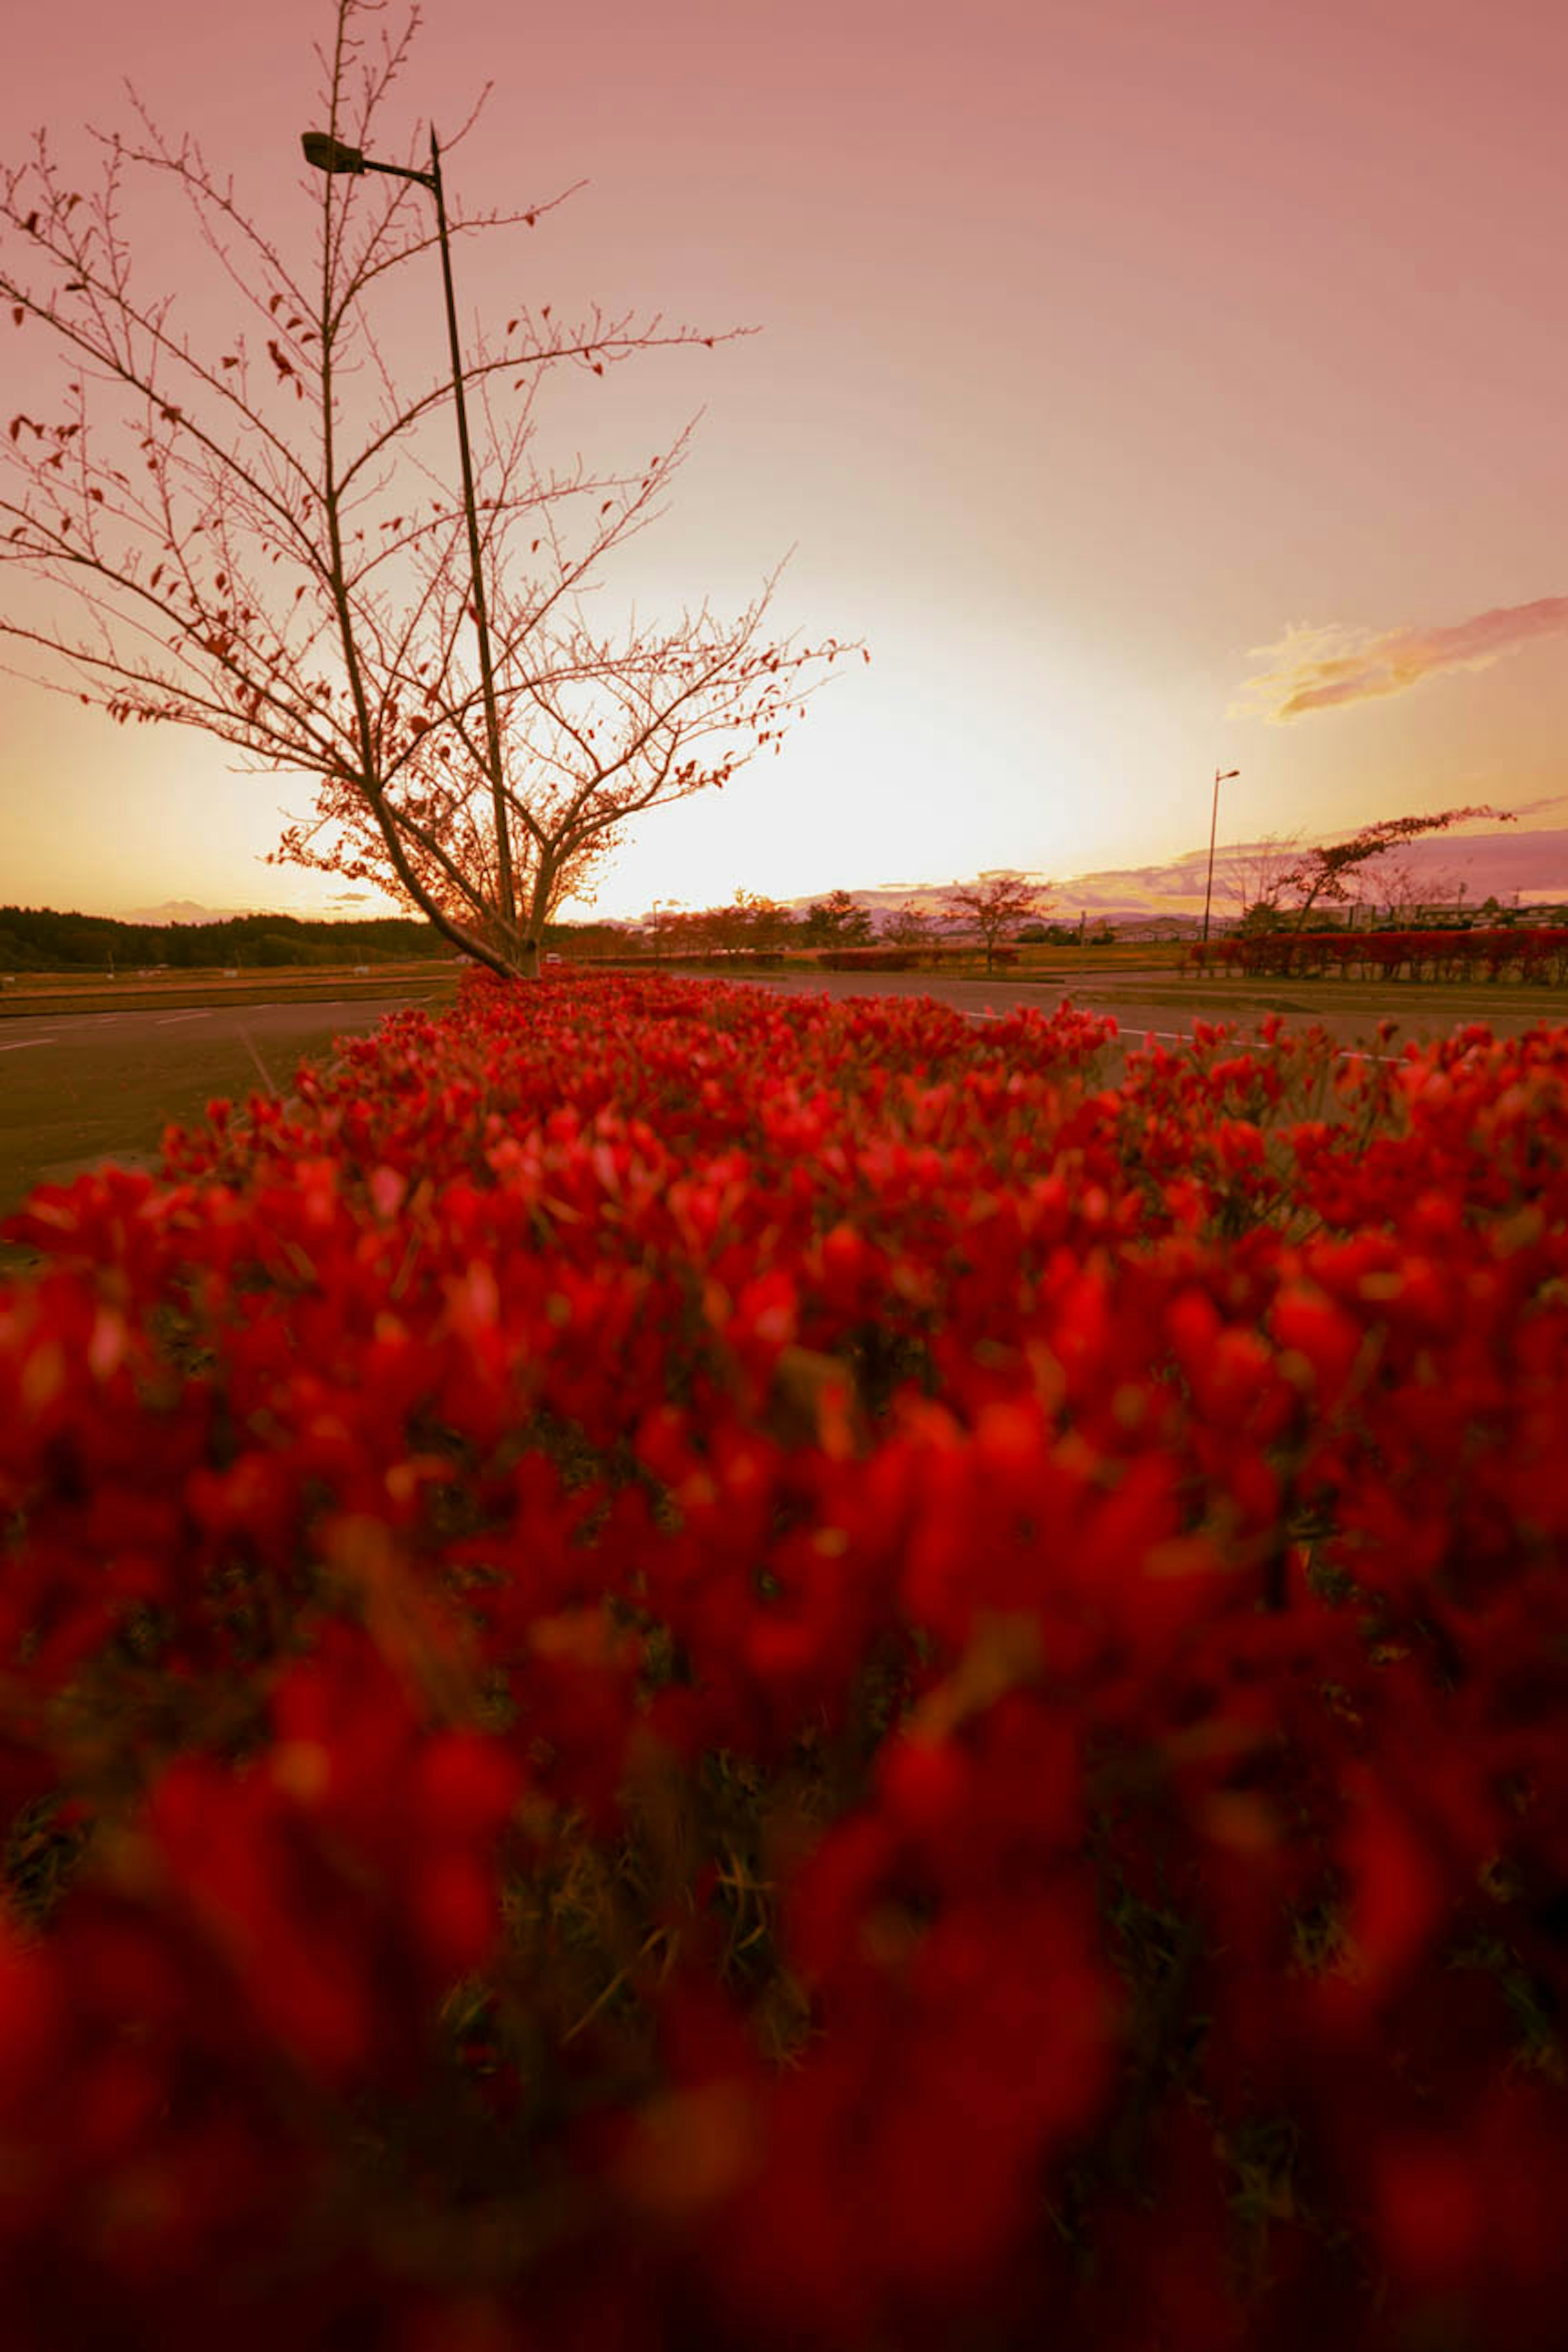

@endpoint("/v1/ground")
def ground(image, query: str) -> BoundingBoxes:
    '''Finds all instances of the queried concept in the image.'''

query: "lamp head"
[301,131,365,175]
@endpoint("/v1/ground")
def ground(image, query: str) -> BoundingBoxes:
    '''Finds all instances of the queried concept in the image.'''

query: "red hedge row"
[2,972,1567,2350]
[1189,925,1568,983]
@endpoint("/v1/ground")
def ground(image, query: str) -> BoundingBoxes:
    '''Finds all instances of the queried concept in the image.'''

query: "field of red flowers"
[2,970,1566,2351]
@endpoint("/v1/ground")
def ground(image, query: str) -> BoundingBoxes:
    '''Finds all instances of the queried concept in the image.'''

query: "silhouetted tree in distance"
[800,889,872,945]
[944,874,1054,972]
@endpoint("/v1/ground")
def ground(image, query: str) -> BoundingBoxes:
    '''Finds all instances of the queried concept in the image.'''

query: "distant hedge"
[1189,927,1568,984]
[814,946,1020,972]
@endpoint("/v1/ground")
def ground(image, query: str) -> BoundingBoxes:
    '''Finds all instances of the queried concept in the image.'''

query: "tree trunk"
[482,910,539,978]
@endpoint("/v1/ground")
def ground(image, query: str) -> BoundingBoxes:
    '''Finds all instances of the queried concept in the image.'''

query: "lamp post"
[1201,766,1240,947]
[300,126,517,941]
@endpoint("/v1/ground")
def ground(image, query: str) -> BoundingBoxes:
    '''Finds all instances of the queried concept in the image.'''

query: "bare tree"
[645,904,704,959]
[1223,833,1303,932]
[729,889,797,953]
[942,873,1054,972]
[1343,856,1465,927]
[882,904,941,953]
[688,888,794,960]
[0,0,855,979]
[1274,807,1513,932]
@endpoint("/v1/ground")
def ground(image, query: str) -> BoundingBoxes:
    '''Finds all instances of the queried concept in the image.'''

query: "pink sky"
[3,0,1567,922]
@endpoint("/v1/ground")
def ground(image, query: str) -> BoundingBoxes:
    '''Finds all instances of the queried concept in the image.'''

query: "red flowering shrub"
[2,970,1566,2347]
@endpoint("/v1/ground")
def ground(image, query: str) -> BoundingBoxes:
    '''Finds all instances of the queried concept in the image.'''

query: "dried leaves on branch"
[0,0,859,978]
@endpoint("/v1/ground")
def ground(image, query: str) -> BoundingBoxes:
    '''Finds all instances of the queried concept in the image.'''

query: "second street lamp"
[300,126,519,944]
[1202,766,1240,948]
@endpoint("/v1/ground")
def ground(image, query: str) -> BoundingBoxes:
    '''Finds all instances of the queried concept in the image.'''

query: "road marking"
[0,1035,60,1051]
[155,1011,215,1025]
[235,1025,278,1095]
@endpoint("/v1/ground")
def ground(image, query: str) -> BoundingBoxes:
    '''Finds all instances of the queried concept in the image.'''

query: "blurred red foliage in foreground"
[2,972,1565,2350]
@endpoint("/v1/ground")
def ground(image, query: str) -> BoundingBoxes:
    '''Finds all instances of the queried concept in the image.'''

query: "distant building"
[1116,916,1208,941]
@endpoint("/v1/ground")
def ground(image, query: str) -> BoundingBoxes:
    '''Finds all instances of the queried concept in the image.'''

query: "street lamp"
[299,127,517,939]
[1201,766,1240,948]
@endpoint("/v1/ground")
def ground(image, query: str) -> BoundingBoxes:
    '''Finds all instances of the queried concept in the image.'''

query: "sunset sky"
[3,0,1567,925]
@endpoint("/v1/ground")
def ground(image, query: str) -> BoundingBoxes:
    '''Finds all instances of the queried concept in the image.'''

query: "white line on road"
[235,1025,278,1095]
[0,1035,60,1051]
[155,1011,216,1025]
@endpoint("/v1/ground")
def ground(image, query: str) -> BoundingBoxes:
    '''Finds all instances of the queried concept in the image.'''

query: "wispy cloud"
[1230,595,1568,723]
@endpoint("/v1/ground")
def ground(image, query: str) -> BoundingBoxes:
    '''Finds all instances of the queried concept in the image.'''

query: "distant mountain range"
[116,899,270,925]
[115,828,1568,934]
[115,897,378,925]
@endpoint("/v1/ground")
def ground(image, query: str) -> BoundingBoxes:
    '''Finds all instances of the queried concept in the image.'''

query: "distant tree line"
[0,907,448,972]
[631,881,1062,972]
[0,881,1103,977]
